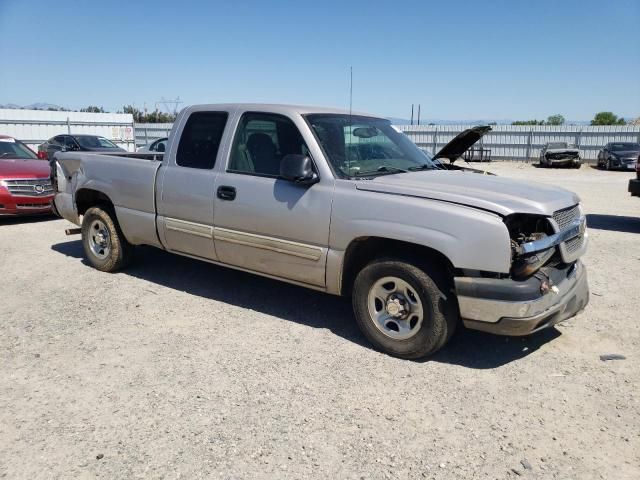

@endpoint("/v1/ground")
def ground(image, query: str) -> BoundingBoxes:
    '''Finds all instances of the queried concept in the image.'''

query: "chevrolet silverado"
[52,104,589,359]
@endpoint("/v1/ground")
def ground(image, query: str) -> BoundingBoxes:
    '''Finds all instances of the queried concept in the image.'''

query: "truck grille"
[552,204,585,262]
[2,178,54,197]
[17,202,51,209]
[553,204,580,230]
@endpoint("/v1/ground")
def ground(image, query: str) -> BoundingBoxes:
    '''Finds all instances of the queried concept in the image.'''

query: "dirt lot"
[1,163,638,479]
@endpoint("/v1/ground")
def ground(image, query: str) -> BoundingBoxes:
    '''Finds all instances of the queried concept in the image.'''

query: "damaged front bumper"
[455,261,589,336]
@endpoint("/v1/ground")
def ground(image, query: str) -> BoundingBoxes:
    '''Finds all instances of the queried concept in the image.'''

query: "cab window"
[228,112,309,176]
[176,112,228,169]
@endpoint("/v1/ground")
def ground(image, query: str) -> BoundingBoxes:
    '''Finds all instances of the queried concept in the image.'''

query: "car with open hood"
[539,142,581,168]
[51,104,589,359]
[0,136,54,216]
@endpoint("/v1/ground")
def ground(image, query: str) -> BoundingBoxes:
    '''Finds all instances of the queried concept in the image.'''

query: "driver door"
[213,111,333,287]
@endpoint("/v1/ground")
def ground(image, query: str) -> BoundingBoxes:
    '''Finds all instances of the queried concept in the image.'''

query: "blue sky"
[0,0,638,120]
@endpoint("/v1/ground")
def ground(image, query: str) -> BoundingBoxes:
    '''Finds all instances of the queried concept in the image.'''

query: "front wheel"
[352,259,457,359]
[81,206,133,272]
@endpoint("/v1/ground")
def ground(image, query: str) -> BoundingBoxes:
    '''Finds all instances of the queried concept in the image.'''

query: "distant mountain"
[0,102,66,111]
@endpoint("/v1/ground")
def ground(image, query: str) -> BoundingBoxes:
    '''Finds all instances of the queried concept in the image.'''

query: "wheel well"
[340,237,455,296]
[75,189,113,215]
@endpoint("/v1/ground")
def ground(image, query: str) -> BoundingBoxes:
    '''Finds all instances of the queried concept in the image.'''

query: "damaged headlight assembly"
[504,214,558,279]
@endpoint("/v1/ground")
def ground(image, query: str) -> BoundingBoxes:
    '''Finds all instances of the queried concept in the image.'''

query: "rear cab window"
[176,112,229,169]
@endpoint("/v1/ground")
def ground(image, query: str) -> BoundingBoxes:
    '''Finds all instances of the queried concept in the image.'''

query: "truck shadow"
[586,214,640,234]
[51,240,561,369]
[0,214,57,226]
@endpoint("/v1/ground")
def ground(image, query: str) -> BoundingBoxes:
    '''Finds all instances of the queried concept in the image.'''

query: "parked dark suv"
[597,142,640,171]
[629,156,640,197]
[37,134,125,160]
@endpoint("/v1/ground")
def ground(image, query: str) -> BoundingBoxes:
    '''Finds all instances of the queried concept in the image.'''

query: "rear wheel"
[352,259,457,359]
[81,206,133,272]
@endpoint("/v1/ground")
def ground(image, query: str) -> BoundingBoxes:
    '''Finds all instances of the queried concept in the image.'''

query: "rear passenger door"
[156,111,230,260]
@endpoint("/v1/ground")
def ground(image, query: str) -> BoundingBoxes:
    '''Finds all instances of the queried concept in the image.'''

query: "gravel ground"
[1,162,638,479]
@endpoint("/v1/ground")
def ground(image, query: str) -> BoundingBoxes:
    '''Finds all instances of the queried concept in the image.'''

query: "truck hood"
[611,150,640,158]
[355,170,580,216]
[433,125,492,161]
[0,159,51,178]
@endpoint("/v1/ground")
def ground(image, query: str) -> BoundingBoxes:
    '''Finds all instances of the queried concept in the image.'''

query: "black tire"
[81,205,133,272]
[352,258,457,359]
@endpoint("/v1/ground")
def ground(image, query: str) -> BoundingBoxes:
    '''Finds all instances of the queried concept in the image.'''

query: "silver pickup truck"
[53,104,589,359]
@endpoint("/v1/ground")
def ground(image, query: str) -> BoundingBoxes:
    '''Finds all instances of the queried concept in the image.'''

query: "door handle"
[217,185,236,201]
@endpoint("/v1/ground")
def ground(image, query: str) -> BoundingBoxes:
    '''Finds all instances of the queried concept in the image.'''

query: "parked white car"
[136,137,167,153]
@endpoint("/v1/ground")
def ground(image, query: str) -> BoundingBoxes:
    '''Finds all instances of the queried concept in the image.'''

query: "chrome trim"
[165,218,213,239]
[517,217,586,255]
[213,227,323,261]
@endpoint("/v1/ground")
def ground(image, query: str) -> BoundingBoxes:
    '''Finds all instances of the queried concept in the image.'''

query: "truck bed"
[54,152,163,246]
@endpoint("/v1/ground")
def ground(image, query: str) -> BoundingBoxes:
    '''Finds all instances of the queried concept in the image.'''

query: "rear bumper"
[0,190,53,216]
[629,178,640,196]
[455,261,589,336]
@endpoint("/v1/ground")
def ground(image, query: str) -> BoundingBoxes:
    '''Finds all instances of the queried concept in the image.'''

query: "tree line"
[81,105,176,123]
[22,105,637,126]
[512,112,630,126]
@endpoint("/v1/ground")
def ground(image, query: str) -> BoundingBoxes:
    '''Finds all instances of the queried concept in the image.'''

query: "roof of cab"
[181,103,379,118]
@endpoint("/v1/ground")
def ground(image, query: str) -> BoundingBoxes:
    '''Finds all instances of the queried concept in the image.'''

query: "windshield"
[0,138,38,159]
[305,114,438,178]
[610,142,640,151]
[76,136,119,149]
[547,142,568,149]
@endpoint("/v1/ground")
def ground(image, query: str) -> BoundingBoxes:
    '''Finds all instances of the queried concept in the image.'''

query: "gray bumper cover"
[455,261,589,336]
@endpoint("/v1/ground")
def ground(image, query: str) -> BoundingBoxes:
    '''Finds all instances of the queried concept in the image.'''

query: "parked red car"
[0,135,54,216]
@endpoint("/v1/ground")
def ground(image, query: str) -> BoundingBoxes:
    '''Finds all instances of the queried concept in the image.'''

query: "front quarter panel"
[329,180,512,273]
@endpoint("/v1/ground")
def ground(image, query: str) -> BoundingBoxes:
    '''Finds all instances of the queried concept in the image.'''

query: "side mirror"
[280,154,318,185]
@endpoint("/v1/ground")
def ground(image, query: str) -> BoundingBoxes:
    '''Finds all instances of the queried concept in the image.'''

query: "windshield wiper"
[355,165,407,176]
[407,163,440,171]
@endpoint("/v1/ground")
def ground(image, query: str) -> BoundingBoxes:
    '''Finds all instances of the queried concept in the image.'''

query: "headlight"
[504,214,556,279]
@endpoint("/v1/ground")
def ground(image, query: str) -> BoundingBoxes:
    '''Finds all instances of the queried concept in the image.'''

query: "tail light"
[37,150,48,160]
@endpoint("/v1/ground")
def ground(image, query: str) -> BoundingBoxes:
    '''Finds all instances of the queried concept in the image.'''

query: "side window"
[65,136,77,148]
[52,135,65,146]
[176,112,228,169]
[228,112,309,176]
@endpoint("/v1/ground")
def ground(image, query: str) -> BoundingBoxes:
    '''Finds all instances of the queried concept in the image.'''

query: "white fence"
[135,123,173,148]
[400,124,640,162]
[136,122,640,162]
[3,110,639,161]
[0,109,136,151]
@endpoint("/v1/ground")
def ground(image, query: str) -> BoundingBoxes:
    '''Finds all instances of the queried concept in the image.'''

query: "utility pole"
[155,97,183,116]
